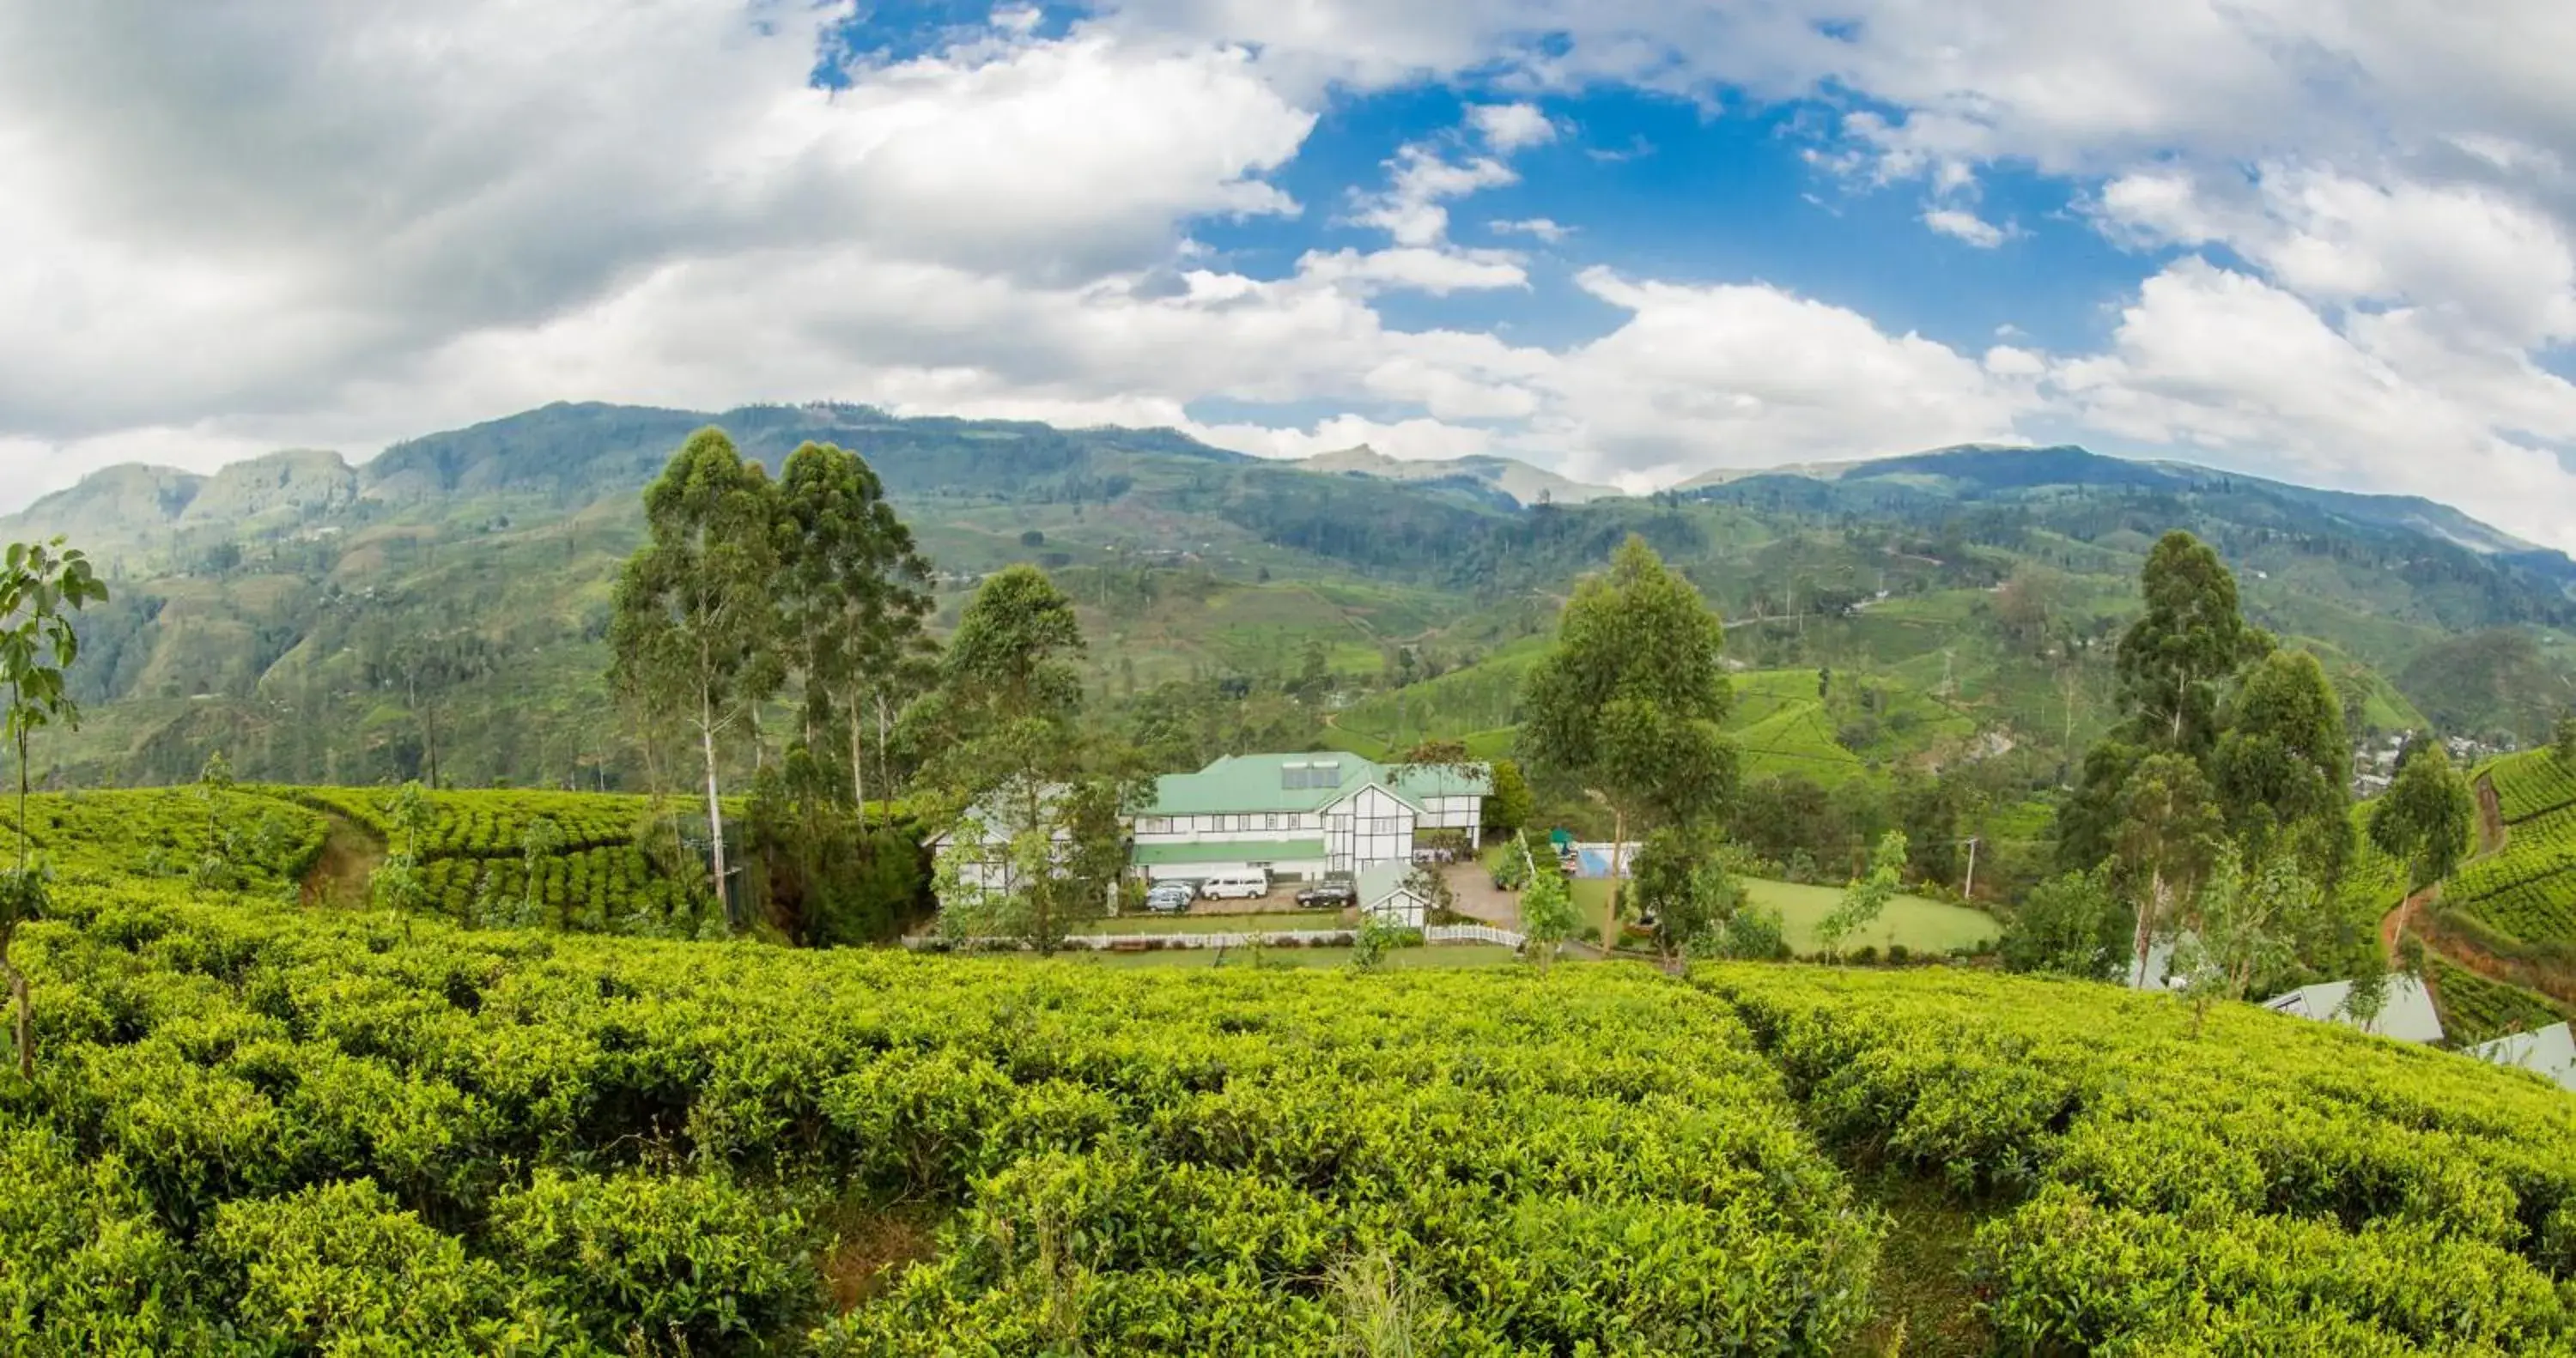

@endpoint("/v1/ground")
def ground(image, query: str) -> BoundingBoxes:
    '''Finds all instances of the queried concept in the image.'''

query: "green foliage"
[1517,869,1577,969]
[1705,963,2576,1354]
[2172,849,2325,1033]
[2425,955,2569,1048]
[2490,745,2576,824]
[2445,803,2576,952]
[14,882,1883,1353]
[1631,826,1743,959]
[610,427,786,915]
[1482,758,1534,838]
[2115,530,2268,758]
[1998,869,2130,980]
[2369,742,2476,891]
[3,535,110,1076]
[1519,535,1738,839]
[1818,830,1908,957]
[2211,648,2350,870]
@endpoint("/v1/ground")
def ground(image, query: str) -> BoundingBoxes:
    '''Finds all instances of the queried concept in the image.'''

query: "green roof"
[1143,753,1376,816]
[1357,860,1418,903]
[1139,750,1491,818]
[1132,838,1327,867]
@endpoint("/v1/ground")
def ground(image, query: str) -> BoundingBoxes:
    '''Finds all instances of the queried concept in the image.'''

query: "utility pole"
[1963,836,1979,900]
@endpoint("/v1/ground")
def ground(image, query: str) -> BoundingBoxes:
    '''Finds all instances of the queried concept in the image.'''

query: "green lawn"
[1569,876,2000,955]
[1018,944,1522,970]
[1076,910,1347,937]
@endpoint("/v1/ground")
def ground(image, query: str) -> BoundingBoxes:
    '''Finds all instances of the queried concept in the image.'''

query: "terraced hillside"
[2449,750,2576,960]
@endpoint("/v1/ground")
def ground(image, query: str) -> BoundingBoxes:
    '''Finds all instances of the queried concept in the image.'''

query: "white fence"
[911,924,1526,952]
[1426,924,1525,948]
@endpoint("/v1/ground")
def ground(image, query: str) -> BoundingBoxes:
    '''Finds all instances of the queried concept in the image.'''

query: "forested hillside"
[7,405,2574,806]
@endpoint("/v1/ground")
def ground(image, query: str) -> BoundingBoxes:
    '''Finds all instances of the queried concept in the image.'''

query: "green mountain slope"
[7,404,2573,791]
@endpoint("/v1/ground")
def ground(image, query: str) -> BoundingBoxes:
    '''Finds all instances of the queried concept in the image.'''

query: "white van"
[1198,870,1270,901]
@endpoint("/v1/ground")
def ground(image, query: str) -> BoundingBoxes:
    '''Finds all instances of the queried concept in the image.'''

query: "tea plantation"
[5,869,2573,1355]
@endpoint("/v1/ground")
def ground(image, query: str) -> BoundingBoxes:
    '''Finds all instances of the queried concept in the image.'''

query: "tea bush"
[2,787,326,887]
[5,881,1879,1354]
[1704,964,2576,1355]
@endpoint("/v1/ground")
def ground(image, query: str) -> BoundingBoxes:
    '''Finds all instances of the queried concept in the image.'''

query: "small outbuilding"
[2467,1022,2576,1093]
[1357,861,1430,929]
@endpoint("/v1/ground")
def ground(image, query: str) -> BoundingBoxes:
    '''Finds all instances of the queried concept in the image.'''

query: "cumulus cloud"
[1923,207,2008,247]
[1535,269,2032,485]
[1467,101,1558,152]
[9,0,2576,550]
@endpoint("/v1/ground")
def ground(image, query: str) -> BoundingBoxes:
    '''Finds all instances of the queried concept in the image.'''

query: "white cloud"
[1347,143,1521,247]
[1537,269,2032,485]
[1467,101,1558,152]
[10,0,2576,553]
[2050,258,2576,544]
[1490,217,1571,243]
[1194,415,1501,463]
[1923,207,2008,247]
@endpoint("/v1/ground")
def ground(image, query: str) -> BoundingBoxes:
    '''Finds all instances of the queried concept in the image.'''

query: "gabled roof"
[2261,976,2445,1045]
[1139,751,1474,817]
[1357,860,1419,906]
[2467,1022,2576,1092]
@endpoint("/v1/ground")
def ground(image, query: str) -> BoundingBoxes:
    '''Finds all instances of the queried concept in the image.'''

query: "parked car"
[1144,883,1195,913]
[1296,881,1356,909]
[1198,870,1271,900]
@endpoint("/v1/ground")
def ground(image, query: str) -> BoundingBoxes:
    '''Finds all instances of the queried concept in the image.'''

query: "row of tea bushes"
[7,881,1880,1354]
[1703,964,2576,1355]
[3,787,327,888]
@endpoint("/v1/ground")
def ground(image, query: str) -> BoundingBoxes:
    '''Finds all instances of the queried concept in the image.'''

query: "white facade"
[1127,753,1488,887]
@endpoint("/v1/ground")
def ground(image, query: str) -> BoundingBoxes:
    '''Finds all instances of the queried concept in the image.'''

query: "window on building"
[1264,814,1279,830]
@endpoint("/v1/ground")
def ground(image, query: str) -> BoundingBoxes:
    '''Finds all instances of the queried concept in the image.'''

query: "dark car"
[1296,881,1357,908]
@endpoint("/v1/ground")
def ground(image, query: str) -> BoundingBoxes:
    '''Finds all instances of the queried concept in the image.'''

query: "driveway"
[1443,862,1520,929]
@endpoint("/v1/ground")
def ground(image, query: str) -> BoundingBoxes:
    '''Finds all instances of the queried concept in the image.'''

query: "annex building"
[1128,752,1491,885]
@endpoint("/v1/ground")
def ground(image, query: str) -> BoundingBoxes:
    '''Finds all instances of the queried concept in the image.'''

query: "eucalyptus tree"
[776,441,933,820]
[2367,743,2475,892]
[1,537,108,1077]
[2211,649,2351,875]
[1519,536,1737,943]
[609,428,784,918]
[2116,530,2269,759]
[917,567,1136,954]
[2114,752,2226,986]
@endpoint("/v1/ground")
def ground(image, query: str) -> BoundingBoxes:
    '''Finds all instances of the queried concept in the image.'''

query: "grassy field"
[1570,876,2000,955]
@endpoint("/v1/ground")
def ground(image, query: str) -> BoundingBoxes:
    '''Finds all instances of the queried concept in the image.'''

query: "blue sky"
[3,1,2574,547]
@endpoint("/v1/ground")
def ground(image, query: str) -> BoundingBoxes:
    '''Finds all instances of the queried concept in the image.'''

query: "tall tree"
[919,567,1133,955]
[1519,537,1737,943]
[2210,649,2351,873]
[1,537,108,1077]
[2115,531,2268,758]
[776,442,933,821]
[2113,752,2225,986]
[2367,743,2475,893]
[609,427,783,920]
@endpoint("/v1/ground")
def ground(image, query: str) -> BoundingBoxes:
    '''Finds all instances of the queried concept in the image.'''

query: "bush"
[490,1169,814,1348]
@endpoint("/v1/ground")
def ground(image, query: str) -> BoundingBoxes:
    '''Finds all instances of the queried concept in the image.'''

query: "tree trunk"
[2132,865,2163,986]
[701,696,731,922]
[6,954,29,1081]
[1607,805,1628,950]
[848,686,869,829]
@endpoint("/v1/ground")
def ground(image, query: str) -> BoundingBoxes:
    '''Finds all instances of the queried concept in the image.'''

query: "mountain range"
[5,400,2573,793]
